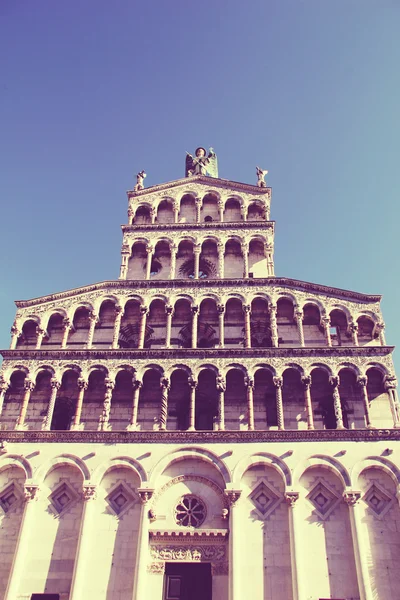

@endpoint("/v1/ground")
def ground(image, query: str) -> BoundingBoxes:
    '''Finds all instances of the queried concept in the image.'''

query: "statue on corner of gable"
[185,147,218,178]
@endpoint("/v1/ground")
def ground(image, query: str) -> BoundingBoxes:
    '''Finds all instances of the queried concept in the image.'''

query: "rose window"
[174,495,206,527]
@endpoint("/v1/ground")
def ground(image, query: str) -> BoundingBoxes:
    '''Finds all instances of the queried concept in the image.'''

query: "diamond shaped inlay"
[106,483,136,517]
[49,482,79,515]
[307,480,340,520]
[249,479,281,520]
[0,483,23,513]
[364,483,393,518]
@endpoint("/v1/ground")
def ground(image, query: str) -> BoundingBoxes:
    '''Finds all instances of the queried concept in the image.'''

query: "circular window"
[174,495,206,527]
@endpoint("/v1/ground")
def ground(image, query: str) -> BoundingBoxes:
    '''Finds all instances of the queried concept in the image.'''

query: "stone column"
[265,242,274,277]
[119,244,130,280]
[71,378,88,430]
[43,378,61,430]
[145,244,154,280]
[269,303,279,347]
[217,241,225,278]
[216,375,226,431]
[173,201,179,223]
[150,207,156,224]
[191,305,199,349]
[284,492,304,600]
[165,305,174,348]
[127,207,134,225]
[349,322,359,346]
[169,243,177,279]
[243,304,251,348]
[217,199,224,222]
[0,380,9,417]
[98,377,115,431]
[224,490,242,600]
[188,377,197,431]
[4,485,39,600]
[133,489,154,600]
[322,315,332,346]
[86,312,98,349]
[138,306,149,349]
[301,375,314,430]
[240,204,247,222]
[111,306,124,349]
[69,485,97,600]
[10,323,21,350]
[128,380,142,430]
[343,491,373,600]
[357,376,372,428]
[375,322,386,345]
[385,376,400,428]
[158,377,170,431]
[241,241,249,278]
[245,376,255,430]
[217,304,225,347]
[195,197,202,222]
[61,318,72,349]
[273,376,284,430]
[330,376,345,429]
[193,244,201,279]
[15,379,35,430]
[294,307,305,347]
[35,327,46,349]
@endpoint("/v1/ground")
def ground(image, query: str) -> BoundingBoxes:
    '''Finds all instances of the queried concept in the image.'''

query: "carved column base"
[70,423,85,432]
[126,423,141,432]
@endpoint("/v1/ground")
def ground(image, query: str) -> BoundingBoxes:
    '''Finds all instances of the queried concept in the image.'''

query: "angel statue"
[256,166,268,188]
[185,147,218,178]
[134,170,146,192]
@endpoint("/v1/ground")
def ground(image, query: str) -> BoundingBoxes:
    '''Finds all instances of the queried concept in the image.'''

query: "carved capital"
[62,318,72,331]
[284,491,299,507]
[301,375,311,389]
[77,377,88,391]
[89,311,98,323]
[50,378,61,390]
[115,305,124,315]
[343,491,361,507]
[268,303,277,316]
[24,485,39,502]
[385,375,398,391]
[245,376,255,389]
[140,305,149,316]
[146,244,154,254]
[160,377,170,391]
[166,305,174,316]
[188,377,197,390]
[24,379,35,392]
[329,375,339,388]
[273,376,283,389]
[0,381,9,394]
[357,376,368,388]
[83,485,97,501]
[217,304,225,315]
[242,304,251,315]
[349,322,358,333]
[224,490,241,507]
[138,489,154,504]
[10,323,21,336]
[191,305,199,314]
[216,375,226,392]
[193,244,201,254]
[104,377,115,391]
[133,379,143,391]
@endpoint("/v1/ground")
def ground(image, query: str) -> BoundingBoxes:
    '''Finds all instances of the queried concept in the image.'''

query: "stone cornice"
[121,221,274,233]
[0,429,400,443]
[149,529,228,539]
[0,346,394,361]
[127,175,271,198]
[14,277,381,308]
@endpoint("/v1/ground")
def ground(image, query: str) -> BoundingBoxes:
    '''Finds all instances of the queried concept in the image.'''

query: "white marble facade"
[0,168,399,600]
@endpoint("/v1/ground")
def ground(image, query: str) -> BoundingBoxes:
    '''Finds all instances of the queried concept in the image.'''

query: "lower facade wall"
[0,439,399,600]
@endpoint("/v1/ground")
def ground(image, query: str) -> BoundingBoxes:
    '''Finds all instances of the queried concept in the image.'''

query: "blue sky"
[1,1,399,370]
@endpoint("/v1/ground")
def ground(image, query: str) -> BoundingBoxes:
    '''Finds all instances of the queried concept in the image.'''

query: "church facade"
[0,150,399,600]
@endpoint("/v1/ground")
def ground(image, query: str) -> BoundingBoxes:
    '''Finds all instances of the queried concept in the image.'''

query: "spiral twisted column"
[273,376,284,430]
[15,379,35,430]
[71,378,88,430]
[43,378,61,430]
[98,377,115,431]
[330,376,345,429]
[158,377,170,431]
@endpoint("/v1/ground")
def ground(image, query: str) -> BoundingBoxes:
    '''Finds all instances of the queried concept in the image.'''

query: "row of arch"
[129,193,269,225]
[1,451,398,600]
[2,446,400,491]
[1,365,397,432]
[14,296,384,351]
[123,236,273,280]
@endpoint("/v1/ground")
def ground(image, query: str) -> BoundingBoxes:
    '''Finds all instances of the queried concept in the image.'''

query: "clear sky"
[1,1,399,371]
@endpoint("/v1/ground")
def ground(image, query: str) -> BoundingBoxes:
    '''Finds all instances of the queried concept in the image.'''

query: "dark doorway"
[31,595,60,600]
[164,562,212,600]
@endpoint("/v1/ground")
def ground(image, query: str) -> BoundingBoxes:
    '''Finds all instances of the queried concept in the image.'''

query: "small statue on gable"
[185,147,218,178]
[256,166,268,188]
[134,170,146,192]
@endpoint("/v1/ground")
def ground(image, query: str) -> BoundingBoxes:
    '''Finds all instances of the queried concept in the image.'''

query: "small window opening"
[204,216,213,222]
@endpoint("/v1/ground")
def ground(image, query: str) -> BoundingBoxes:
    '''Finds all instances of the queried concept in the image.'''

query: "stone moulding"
[127,174,271,197]
[0,428,399,443]
[121,221,275,232]
[14,276,381,308]
[150,529,228,539]
[1,346,393,361]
